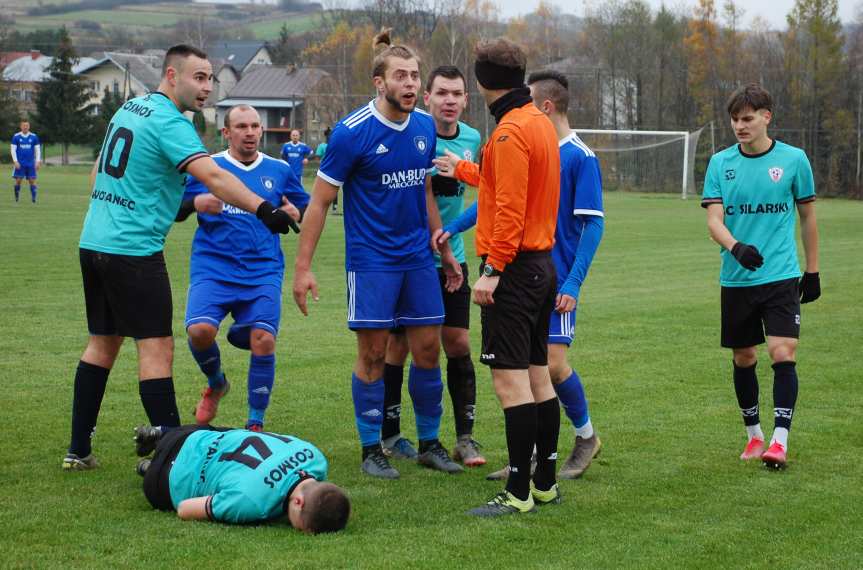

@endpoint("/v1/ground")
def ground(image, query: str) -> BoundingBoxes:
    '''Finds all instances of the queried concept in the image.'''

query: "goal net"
[572,126,707,198]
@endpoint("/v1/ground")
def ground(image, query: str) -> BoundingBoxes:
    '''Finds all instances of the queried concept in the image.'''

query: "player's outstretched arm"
[293,177,338,315]
[177,497,211,521]
[187,157,297,233]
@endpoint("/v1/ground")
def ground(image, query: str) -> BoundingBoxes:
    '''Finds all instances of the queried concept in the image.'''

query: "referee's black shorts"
[479,251,556,370]
[720,277,801,348]
[80,248,173,339]
[143,426,202,511]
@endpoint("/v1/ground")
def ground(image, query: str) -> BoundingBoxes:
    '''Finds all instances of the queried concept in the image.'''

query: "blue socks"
[30,184,37,202]
[352,374,385,447]
[555,370,590,429]
[14,184,20,201]
[408,364,443,443]
[248,353,275,426]
[188,340,225,389]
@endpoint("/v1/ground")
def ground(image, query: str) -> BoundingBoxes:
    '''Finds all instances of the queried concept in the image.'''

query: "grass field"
[1,166,861,568]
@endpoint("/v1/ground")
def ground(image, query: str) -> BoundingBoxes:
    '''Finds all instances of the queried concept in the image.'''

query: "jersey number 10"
[98,122,134,179]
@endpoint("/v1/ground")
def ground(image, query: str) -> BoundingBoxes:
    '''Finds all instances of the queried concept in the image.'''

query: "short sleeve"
[279,164,310,210]
[159,115,208,173]
[700,155,723,208]
[792,151,816,203]
[183,173,208,201]
[573,156,603,216]
[317,125,357,187]
[34,134,41,145]
[210,488,269,524]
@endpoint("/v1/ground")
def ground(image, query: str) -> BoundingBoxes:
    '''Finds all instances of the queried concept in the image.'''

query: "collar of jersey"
[368,100,411,132]
[737,139,776,159]
[559,133,577,147]
[218,150,264,172]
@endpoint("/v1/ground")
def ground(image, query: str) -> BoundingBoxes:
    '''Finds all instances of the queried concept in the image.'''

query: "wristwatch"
[483,262,502,277]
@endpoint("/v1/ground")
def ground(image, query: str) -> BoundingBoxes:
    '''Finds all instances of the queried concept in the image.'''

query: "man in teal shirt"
[65,44,297,471]
[702,83,820,469]
[382,66,485,468]
[136,425,349,532]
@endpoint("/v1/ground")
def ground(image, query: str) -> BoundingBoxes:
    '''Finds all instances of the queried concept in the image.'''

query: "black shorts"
[391,263,471,334]
[143,426,200,511]
[721,277,801,348]
[80,248,173,339]
[479,252,556,369]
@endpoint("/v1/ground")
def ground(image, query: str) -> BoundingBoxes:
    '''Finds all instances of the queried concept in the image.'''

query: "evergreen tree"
[31,27,94,165]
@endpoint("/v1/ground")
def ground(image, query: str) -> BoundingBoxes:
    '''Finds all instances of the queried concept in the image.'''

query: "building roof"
[75,52,163,92]
[207,41,269,71]
[224,65,329,101]
[0,51,32,68]
[2,54,99,82]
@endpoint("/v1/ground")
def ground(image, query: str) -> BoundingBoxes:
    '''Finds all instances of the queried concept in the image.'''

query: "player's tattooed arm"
[425,177,463,292]
[177,497,212,521]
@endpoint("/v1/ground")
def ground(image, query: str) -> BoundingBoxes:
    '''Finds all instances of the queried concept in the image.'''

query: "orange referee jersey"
[457,102,560,271]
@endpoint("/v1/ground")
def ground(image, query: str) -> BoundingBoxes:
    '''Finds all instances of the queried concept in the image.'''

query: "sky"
[494,0,860,29]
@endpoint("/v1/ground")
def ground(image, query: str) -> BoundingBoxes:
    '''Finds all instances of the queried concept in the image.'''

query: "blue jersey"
[280,141,312,179]
[80,92,209,256]
[318,101,437,271]
[701,140,815,287]
[552,133,604,290]
[168,429,328,524]
[184,151,309,288]
[11,132,41,166]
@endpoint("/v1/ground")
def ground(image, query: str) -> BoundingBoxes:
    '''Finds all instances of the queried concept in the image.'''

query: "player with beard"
[292,30,464,479]
[381,65,486,467]
[65,45,297,470]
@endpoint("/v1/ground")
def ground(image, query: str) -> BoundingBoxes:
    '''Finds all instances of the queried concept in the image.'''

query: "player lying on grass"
[135,425,350,533]
[175,104,308,433]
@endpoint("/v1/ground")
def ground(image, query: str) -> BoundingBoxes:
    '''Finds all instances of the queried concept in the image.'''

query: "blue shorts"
[548,309,576,346]
[185,280,281,337]
[346,265,445,329]
[13,165,36,179]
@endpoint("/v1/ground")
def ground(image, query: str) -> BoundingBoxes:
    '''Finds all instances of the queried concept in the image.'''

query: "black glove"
[256,201,300,234]
[799,272,820,303]
[730,242,764,271]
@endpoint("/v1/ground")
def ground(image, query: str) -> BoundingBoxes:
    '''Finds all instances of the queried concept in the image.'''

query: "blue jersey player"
[292,30,464,479]
[280,129,313,180]
[64,45,297,472]
[135,424,350,533]
[702,84,819,470]
[176,105,308,432]
[436,70,606,481]
[382,65,486,468]
[10,120,41,203]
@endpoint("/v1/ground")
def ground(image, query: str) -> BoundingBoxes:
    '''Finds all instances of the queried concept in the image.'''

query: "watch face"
[483,264,494,276]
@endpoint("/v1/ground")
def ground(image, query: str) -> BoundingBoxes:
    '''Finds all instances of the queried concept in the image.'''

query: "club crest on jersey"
[464,150,473,161]
[768,167,784,183]
[414,136,428,154]
[260,176,276,192]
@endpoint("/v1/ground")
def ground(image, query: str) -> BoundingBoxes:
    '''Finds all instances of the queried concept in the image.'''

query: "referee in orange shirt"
[453,38,561,517]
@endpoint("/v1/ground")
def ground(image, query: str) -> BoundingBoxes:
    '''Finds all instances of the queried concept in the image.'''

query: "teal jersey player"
[80,92,208,256]
[168,429,328,523]
[702,139,815,287]
[430,121,481,265]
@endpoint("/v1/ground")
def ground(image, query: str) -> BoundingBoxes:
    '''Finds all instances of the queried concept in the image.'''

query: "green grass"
[17,9,183,28]
[246,13,324,39]
[1,166,861,567]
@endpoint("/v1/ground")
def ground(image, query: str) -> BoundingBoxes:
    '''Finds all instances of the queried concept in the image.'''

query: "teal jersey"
[701,140,815,287]
[430,122,481,265]
[169,429,328,524]
[80,92,209,256]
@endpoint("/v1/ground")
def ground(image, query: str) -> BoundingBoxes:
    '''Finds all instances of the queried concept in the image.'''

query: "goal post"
[572,127,706,199]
